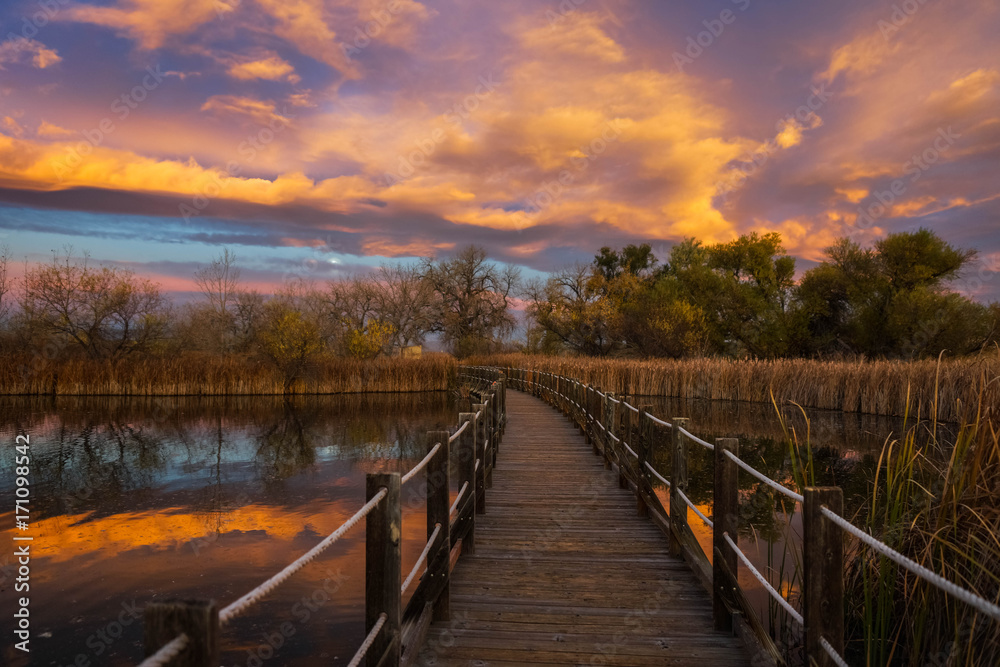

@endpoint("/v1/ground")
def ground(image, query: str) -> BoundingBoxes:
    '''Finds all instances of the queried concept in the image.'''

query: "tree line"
[526,229,999,358]
[0,229,996,375]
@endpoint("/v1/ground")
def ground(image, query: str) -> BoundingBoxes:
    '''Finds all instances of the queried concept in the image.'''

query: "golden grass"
[471,353,1000,422]
[0,352,457,395]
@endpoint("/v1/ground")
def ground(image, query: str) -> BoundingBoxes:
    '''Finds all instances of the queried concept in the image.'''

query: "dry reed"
[472,353,1000,422]
[0,352,457,395]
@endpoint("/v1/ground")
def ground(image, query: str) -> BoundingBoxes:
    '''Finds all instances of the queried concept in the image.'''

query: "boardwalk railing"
[140,374,507,667]
[465,365,1000,667]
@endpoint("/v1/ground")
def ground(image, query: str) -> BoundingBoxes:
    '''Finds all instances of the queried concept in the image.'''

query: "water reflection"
[0,393,457,667]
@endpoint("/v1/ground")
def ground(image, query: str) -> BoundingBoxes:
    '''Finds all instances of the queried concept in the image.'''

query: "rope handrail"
[821,638,850,667]
[137,633,188,667]
[623,441,639,459]
[679,426,714,451]
[644,461,670,487]
[401,443,441,486]
[218,488,388,625]
[448,420,469,443]
[819,506,1000,622]
[647,414,671,428]
[723,450,804,503]
[676,487,714,529]
[346,613,387,667]
[723,532,802,626]
[402,523,442,595]
[475,458,480,471]
[607,395,621,404]
[622,400,640,414]
[449,482,469,515]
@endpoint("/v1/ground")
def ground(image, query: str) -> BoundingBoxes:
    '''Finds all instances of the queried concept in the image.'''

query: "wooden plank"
[417,391,749,666]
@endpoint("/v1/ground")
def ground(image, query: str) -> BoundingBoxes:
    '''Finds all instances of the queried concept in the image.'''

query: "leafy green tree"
[794,229,990,358]
[593,243,657,280]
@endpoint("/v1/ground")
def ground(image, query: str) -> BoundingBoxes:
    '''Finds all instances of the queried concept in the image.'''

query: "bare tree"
[20,249,167,358]
[194,248,241,351]
[421,245,519,357]
[372,264,434,350]
[0,244,11,323]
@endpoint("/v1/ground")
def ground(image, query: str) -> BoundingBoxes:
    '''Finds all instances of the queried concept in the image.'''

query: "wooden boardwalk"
[417,390,749,666]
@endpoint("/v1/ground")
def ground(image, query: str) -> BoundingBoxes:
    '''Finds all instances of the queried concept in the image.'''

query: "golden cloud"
[64,0,223,50]
[227,54,299,82]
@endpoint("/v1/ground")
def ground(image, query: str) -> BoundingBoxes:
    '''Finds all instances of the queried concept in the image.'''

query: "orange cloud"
[64,0,224,50]
[36,120,74,138]
[227,54,299,82]
[0,38,61,69]
[518,11,626,63]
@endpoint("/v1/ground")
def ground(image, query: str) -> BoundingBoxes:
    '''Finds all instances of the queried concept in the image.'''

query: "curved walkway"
[417,390,749,666]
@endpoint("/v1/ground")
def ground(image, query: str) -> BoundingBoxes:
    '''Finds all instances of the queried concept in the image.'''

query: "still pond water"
[0,391,945,665]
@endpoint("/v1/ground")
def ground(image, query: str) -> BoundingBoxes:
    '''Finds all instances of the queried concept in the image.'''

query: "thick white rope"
[401,523,442,594]
[723,532,803,626]
[448,420,469,443]
[607,395,621,404]
[820,506,1000,622]
[449,482,469,515]
[679,426,714,451]
[622,401,640,413]
[676,487,714,529]
[137,633,189,667]
[647,414,672,428]
[347,613,387,667]
[644,461,670,487]
[623,442,639,459]
[821,638,850,667]
[219,488,388,625]
[401,443,441,486]
[723,450,804,503]
[475,458,480,471]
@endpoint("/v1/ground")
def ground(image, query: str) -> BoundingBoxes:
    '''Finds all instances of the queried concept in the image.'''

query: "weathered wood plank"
[417,391,749,666]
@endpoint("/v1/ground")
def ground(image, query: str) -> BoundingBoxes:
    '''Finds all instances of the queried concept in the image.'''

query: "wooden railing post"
[713,438,739,632]
[604,392,617,470]
[636,410,652,517]
[457,412,477,553]
[484,393,495,489]
[144,600,219,666]
[804,487,844,667]
[472,403,487,514]
[366,472,401,667]
[669,417,689,557]
[426,431,451,622]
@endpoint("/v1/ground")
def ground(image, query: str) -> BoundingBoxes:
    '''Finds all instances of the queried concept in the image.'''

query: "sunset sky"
[0,0,998,299]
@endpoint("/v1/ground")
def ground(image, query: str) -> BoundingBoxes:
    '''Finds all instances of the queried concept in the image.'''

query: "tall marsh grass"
[473,353,1000,421]
[0,352,457,395]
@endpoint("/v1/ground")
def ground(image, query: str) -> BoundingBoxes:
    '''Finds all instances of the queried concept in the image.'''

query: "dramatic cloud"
[0,0,997,299]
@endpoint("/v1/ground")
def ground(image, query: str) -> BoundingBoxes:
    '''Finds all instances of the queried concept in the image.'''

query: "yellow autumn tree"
[259,306,323,391]
[346,319,396,360]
